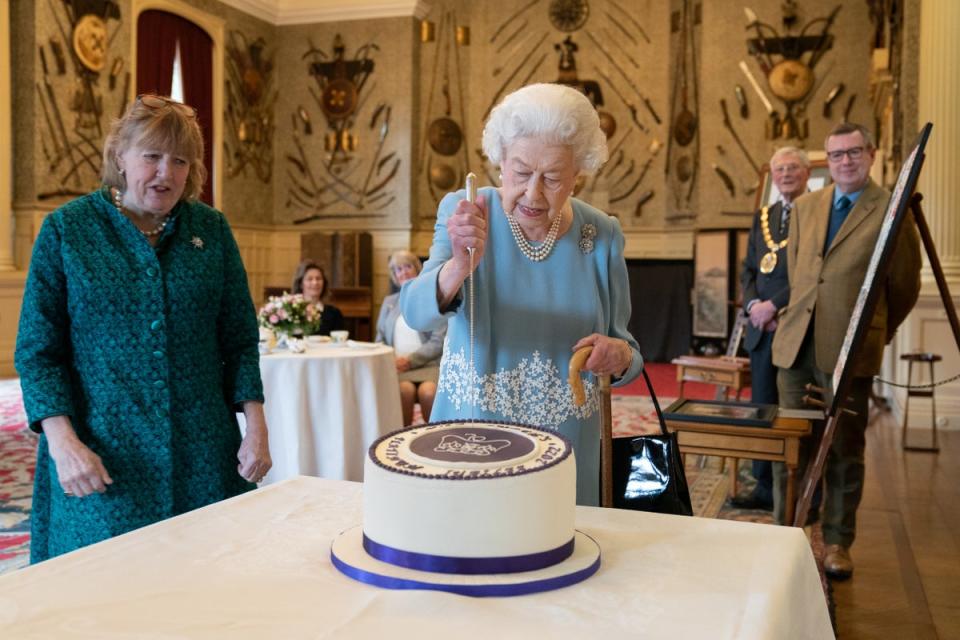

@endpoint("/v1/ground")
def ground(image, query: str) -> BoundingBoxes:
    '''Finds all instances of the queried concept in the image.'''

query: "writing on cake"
[435,433,511,457]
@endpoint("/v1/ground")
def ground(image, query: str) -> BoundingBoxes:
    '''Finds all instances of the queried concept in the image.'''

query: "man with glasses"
[771,123,921,580]
[734,147,810,512]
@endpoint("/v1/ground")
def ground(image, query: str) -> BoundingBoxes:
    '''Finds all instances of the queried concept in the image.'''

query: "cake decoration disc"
[330,526,601,597]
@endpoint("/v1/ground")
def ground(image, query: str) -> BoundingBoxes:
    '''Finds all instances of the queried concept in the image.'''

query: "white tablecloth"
[253,343,403,483]
[0,477,834,639]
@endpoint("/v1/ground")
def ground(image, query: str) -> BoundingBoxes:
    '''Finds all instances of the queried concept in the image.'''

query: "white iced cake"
[363,421,576,568]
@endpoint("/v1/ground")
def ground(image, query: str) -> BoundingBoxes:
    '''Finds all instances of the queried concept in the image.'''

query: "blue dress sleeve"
[400,190,464,331]
[604,215,644,386]
[15,214,76,431]
[215,212,264,407]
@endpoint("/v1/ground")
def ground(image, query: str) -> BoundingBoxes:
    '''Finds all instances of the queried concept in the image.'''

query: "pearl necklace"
[505,209,563,262]
[112,188,170,238]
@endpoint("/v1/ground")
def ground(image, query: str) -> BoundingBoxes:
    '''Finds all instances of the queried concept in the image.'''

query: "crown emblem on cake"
[435,433,512,457]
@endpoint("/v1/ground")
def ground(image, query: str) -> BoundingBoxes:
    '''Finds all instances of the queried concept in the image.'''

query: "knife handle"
[465,172,476,203]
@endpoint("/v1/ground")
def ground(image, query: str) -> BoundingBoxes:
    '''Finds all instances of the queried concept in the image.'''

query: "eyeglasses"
[826,146,865,162]
[772,163,804,174]
[137,94,197,119]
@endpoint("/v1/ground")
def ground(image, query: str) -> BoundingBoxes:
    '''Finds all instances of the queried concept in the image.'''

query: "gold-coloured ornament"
[420,20,436,43]
[758,205,788,274]
[759,251,778,274]
[767,59,814,103]
[73,14,108,72]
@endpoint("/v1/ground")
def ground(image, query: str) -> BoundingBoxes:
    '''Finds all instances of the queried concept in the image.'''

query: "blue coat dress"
[400,187,643,505]
[15,189,264,562]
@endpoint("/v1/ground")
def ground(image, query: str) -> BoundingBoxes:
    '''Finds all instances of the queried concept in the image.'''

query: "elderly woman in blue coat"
[376,250,446,425]
[400,83,643,505]
[15,95,271,562]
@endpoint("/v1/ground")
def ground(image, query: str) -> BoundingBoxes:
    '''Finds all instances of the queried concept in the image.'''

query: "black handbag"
[612,368,693,516]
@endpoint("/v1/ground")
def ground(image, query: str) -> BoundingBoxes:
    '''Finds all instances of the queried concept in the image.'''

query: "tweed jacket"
[771,179,921,376]
[740,201,791,352]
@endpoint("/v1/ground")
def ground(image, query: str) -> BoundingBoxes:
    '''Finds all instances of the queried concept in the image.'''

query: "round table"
[250,342,403,483]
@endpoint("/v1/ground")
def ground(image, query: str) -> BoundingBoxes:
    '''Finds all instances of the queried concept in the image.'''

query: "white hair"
[770,146,810,168]
[481,83,608,174]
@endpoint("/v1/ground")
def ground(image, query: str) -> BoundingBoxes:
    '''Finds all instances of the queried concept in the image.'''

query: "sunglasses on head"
[137,94,197,119]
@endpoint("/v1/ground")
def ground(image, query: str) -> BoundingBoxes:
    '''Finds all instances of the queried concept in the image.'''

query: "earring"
[498,173,503,182]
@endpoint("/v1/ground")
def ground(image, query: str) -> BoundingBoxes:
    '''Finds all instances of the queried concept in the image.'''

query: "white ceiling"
[218,0,429,25]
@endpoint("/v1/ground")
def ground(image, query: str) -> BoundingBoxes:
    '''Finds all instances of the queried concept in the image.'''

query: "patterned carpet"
[0,379,33,574]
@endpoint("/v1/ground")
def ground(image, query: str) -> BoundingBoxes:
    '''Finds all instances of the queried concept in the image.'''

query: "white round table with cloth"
[244,342,403,483]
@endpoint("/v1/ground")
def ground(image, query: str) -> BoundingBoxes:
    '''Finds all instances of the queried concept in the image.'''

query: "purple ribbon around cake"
[331,550,601,597]
[362,533,575,574]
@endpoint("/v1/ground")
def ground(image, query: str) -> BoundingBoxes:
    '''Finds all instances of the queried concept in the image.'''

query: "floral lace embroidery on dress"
[438,348,598,427]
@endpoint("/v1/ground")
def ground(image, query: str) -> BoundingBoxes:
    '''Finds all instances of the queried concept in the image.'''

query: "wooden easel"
[793,192,960,526]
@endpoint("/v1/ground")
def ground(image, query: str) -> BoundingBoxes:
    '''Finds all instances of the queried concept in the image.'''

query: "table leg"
[729,458,738,497]
[785,464,796,525]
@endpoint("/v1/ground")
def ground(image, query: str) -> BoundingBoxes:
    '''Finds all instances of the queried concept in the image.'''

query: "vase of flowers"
[258,293,322,343]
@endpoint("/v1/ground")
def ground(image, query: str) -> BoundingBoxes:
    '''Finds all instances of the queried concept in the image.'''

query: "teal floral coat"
[16,189,264,562]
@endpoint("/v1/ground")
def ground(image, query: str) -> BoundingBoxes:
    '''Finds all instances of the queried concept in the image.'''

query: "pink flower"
[269,314,279,324]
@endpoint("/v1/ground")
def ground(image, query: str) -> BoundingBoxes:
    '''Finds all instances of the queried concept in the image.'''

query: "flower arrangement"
[258,293,322,337]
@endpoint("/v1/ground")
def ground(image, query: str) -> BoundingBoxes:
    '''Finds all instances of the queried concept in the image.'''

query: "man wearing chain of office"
[735,147,811,512]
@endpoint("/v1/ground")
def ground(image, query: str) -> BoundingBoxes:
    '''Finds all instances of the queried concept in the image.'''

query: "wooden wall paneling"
[301,231,374,339]
[0,273,27,377]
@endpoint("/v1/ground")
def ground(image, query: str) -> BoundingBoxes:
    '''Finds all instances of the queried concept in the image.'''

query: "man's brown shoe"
[824,544,854,580]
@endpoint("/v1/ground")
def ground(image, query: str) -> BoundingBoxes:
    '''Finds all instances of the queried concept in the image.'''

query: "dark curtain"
[626,260,693,362]
[176,19,213,204]
[136,11,178,97]
[136,10,214,204]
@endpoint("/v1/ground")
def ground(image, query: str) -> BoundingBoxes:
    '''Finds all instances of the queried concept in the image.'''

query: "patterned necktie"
[779,202,791,237]
[824,196,852,251]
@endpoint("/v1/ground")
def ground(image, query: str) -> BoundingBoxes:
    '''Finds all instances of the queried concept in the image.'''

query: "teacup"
[330,330,349,344]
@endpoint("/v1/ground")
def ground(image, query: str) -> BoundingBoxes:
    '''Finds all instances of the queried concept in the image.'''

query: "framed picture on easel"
[793,123,936,526]
[830,125,932,405]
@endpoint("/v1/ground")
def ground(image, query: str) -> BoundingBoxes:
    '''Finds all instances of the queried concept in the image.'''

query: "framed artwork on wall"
[755,151,830,208]
[693,230,730,338]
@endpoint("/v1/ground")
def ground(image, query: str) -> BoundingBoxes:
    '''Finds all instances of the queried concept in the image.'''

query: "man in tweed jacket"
[771,123,921,580]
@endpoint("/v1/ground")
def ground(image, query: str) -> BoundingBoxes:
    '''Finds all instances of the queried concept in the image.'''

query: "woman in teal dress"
[15,95,271,562]
[401,84,643,505]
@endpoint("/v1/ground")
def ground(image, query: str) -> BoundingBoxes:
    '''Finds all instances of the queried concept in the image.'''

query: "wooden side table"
[663,409,817,525]
[671,355,752,400]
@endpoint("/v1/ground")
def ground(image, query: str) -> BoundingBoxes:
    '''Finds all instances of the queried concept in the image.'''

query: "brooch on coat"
[190,236,204,249]
[578,223,596,254]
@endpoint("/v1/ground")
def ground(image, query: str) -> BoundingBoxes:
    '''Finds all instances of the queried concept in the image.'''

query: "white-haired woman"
[376,250,446,425]
[400,84,643,505]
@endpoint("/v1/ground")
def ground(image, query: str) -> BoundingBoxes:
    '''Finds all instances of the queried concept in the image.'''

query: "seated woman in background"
[291,260,344,335]
[376,251,446,425]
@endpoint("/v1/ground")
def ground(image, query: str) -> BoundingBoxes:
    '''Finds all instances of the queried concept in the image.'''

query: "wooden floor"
[832,409,960,639]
